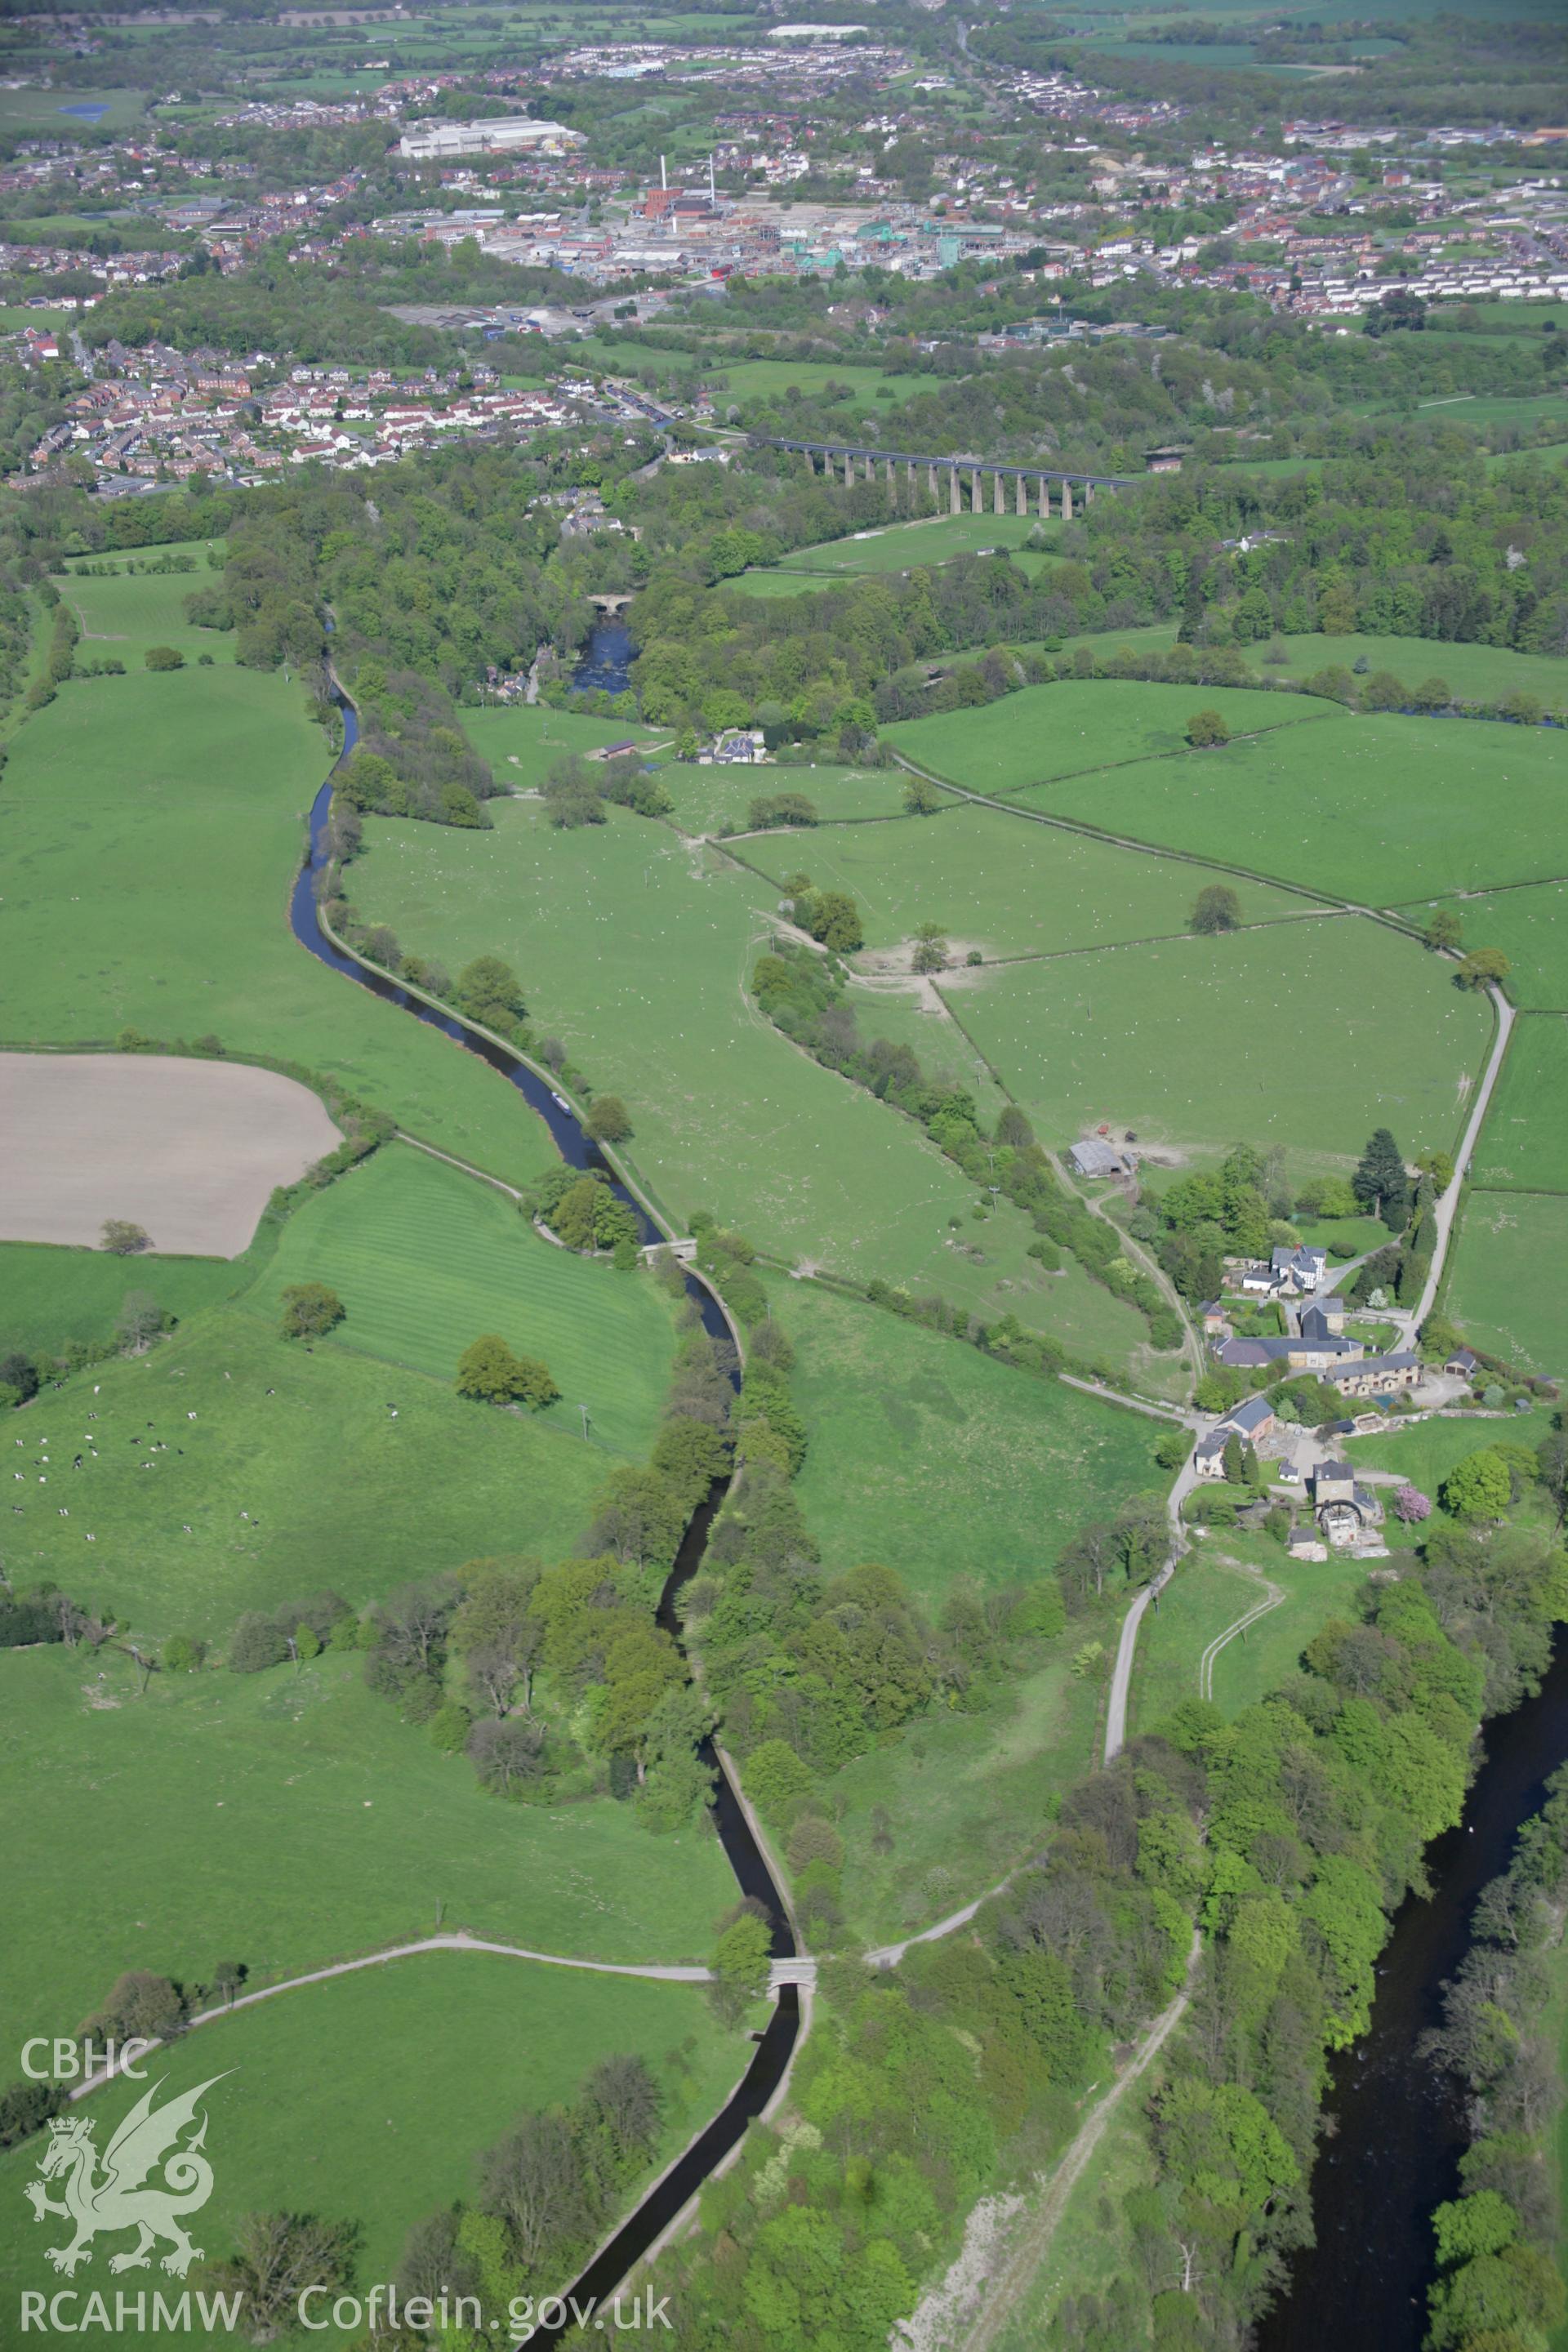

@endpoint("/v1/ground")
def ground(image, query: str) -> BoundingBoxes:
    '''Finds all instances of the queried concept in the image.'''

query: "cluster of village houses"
[1191,1244,1481,1554]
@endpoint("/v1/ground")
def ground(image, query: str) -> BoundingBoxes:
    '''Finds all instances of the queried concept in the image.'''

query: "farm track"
[922,1931,1203,2352]
[1199,1561,1287,1703]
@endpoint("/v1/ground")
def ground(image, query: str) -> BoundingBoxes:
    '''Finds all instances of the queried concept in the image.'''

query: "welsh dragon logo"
[24,2075,229,2278]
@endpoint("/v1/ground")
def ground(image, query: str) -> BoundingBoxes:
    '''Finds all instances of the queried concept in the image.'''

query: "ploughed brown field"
[0,1052,341,1257]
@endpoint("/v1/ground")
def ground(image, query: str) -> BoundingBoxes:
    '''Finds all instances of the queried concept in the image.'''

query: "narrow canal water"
[290,699,800,2336]
[1258,1636,1568,2352]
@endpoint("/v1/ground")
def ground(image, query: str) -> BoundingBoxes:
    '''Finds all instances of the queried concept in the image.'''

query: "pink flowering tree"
[1393,1484,1432,1524]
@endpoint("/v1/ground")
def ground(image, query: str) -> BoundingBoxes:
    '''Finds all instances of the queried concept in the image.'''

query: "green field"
[353,797,1155,1368]
[994,710,1568,902]
[742,798,1310,962]
[0,1949,743,2349]
[0,86,146,133]
[1414,390,1568,432]
[708,358,927,407]
[1131,1539,1367,1733]
[781,510,1059,576]
[0,1236,261,1356]
[461,701,661,793]
[1258,632,1568,710]
[1471,1017,1568,1193]
[0,1642,736,2058]
[0,658,559,1189]
[57,545,229,664]
[663,760,911,835]
[726,568,835,599]
[8,1303,610,1640]
[1346,1406,1555,1494]
[1446,1190,1568,1375]
[265,1143,678,1457]
[0,305,74,332]
[826,1652,1103,1945]
[1409,883,1568,1010]
[1488,439,1568,474]
[886,678,1332,797]
[954,915,1491,1175]
[781,1276,1167,1606]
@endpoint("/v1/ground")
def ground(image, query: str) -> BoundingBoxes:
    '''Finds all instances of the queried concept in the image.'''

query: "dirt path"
[71,1933,719,2100]
[903,1931,1200,2352]
[1199,1559,1285,1703]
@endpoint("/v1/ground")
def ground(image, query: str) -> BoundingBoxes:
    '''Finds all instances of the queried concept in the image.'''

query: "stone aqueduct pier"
[760,436,1134,521]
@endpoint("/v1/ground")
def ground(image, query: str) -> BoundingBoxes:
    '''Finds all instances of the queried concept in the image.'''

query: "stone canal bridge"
[758,435,1135,521]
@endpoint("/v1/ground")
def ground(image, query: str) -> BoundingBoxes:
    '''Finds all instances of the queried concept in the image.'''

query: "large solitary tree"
[1352,1128,1411,1230]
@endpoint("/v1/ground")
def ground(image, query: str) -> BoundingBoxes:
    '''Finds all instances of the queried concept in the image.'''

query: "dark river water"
[1259,1636,1568,2352]
[291,694,799,2340]
[570,619,634,697]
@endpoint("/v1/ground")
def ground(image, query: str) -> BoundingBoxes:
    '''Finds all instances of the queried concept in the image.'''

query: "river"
[570,618,634,697]
[290,697,800,2336]
[1258,1636,1568,2352]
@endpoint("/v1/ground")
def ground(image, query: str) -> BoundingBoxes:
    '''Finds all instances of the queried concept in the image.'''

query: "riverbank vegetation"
[1424,1761,1568,2352]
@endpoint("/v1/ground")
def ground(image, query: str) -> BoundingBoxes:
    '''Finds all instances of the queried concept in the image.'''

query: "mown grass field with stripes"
[264,1142,679,1458]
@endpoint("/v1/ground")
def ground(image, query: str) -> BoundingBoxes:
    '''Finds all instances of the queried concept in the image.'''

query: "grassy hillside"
[352,798,1153,1370]
[953,914,1490,1175]
[1446,1190,1568,1376]
[780,1275,1167,1605]
[265,1142,679,1458]
[995,711,1565,902]
[1408,882,1568,1011]
[742,800,1309,960]
[0,1949,744,2350]
[0,1643,737,2055]
[886,677,1329,795]
[8,1303,608,1639]
[0,1236,252,1356]
[1472,1017,1568,1192]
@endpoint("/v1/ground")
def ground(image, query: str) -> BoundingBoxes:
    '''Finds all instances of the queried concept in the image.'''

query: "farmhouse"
[1330,1352,1421,1398]
[1228,1246,1330,1299]
[1069,1138,1138,1178]
[1194,1390,1279,1477]
[1272,1244,1328,1294]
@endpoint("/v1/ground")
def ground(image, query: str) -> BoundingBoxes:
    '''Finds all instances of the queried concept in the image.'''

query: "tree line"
[752,936,1184,1356]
